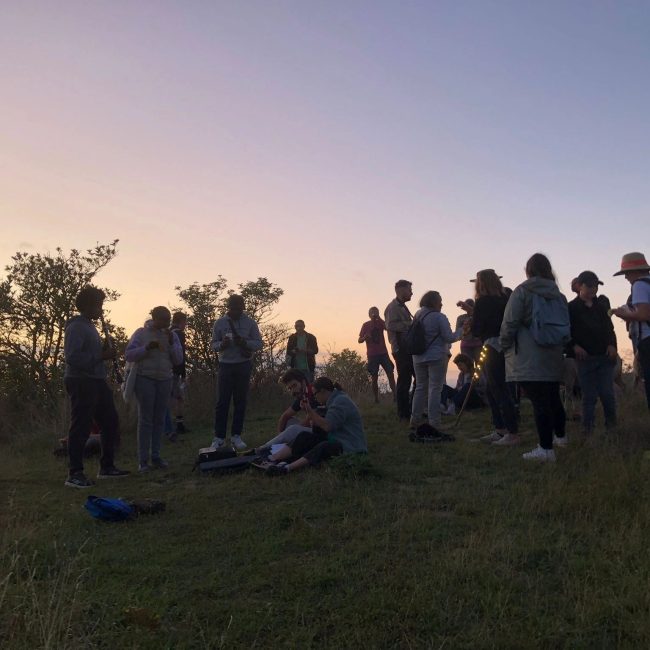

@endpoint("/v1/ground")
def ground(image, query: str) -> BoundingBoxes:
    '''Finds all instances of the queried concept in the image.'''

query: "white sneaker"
[210,437,225,450]
[553,435,568,447]
[231,435,247,451]
[522,446,556,462]
[492,433,521,447]
[480,431,503,443]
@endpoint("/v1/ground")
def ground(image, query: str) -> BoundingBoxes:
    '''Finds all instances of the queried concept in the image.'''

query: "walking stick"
[452,344,488,428]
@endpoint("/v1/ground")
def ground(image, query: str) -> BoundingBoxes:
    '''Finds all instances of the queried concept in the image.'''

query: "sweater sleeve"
[499,289,525,351]
[125,328,149,362]
[245,320,263,352]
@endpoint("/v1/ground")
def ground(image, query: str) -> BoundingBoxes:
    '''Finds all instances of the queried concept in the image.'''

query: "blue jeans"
[214,361,253,439]
[134,376,173,464]
[576,355,617,432]
[412,358,448,427]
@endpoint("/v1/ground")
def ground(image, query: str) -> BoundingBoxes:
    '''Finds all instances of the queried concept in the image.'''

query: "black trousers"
[65,377,118,474]
[483,347,518,433]
[214,360,253,438]
[393,348,415,419]
[638,337,650,409]
[290,430,342,466]
[519,381,566,450]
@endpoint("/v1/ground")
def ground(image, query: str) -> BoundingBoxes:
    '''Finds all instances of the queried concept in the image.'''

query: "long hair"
[419,291,441,309]
[525,253,556,282]
[474,270,504,298]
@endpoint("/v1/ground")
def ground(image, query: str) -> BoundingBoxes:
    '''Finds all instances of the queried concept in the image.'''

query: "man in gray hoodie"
[64,286,130,487]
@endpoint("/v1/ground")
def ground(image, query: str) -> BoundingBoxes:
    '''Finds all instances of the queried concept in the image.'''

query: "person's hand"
[456,300,474,315]
[101,347,117,360]
[300,398,313,415]
[606,345,617,361]
[146,340,160,351]
[220,338,232,351]
[168,331,175,345]
[234,336,248,349]
[574,344,588,361]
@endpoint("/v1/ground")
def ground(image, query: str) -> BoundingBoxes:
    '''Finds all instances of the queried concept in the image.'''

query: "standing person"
[210,294,263,450]
[168,311,189,440]
[410,291,462,430]
[63,286,130,488]
[568,271,618,433]
[500,253,569,462]
[385,280,415,421]
[286,320,318,383]
[461,269,520,446]
[611,252,650,409]
[125,307,183,472]
[456,299,483,362]
[358,306,396,403]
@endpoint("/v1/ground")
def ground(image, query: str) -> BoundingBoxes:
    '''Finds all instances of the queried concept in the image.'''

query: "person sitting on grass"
[440,353,484,415]
[255,377,367,476]
[253,369,327,456]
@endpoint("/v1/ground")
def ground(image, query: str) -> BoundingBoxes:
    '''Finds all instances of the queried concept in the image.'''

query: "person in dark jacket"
[500,253,569,463]
[568,271,618,433]
[63,286,130,488]
[286,320,318,383]
[461,269,520,446]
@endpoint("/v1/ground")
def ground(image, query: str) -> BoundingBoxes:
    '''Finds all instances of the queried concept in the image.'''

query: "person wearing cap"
[567,271,618,434]
[612,252,650,408]
[384,280,415,421]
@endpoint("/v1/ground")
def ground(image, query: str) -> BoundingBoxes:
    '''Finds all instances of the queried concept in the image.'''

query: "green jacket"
[499,277,567,382]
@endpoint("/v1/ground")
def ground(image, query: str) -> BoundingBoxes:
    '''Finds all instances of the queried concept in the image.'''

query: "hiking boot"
[231,435,247,451]
[166,432,178,443]
[480,431,503,443]
[522,446,556,462]
[151,458,169,469]
[65,472,94,488]
[97,466,131,479]
[176,421,187,434]
[138,463,151,473]
[492,433,521,447]
[210,437,226,450]
[553,435,568,447]
[266,463,289,476]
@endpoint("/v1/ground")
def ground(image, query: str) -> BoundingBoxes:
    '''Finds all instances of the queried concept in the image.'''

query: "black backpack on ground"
[193,446,255,474]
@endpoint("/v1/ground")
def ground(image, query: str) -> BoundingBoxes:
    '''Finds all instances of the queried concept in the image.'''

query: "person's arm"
[125,328,149,362]
[614,303,650,322]
[277,405,299,432]
[438,314,462,343]
[285,334,295,364]
[212,321,227,352]
[499,289,523,350]
[301,399,332,432]
[358,325,366,344]
[241,319,263,352]
[169,331,183,366]
[384,303,409,335]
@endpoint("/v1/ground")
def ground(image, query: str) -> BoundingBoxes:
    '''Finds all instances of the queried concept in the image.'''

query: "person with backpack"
[567,271,618,433]
[410,291,463,430]
[611,251,650,409]
[459,269,520,446]
[125,307,183,472]
[385,279,415,421]
[500,253,569,462]
[210,294,263,450]
[63,286,130,488]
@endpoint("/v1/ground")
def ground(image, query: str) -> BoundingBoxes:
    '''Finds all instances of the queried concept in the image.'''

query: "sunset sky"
[2,1,649,364]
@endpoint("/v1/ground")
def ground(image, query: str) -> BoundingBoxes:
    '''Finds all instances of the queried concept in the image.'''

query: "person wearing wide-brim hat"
[611,252,650,408]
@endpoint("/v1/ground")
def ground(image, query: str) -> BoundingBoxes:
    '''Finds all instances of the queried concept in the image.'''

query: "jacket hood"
[521,277,563,299]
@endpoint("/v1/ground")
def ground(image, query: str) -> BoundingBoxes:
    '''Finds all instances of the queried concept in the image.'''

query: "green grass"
[1,391,650,649]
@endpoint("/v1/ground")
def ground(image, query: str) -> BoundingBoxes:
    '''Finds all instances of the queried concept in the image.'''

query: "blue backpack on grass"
[84,496,134,522]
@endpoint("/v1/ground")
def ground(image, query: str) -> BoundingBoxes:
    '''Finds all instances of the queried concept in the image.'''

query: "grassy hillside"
[1,390,649,649]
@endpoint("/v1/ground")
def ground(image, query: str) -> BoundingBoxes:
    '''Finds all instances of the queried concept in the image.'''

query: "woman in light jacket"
[411,291,462,429]
[499,254,568,462]
[125,306,183,472]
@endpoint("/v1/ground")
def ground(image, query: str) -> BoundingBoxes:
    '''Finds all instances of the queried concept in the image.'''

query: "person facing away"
[286,320,318,383]
[210,294,263,450]
[358,306,396,403]
[611,251,650,409]
[384,279,415,421]
[253,369,328,456]
[125,306,183,473]
[63,285,130,488]
[567,270,618,434]
[455,299,483,362]
[256,376,367,476]
[410,290,463,430]
[500,253,569,463]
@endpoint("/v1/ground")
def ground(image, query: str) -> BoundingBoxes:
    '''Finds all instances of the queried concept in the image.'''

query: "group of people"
[61,250,650,486]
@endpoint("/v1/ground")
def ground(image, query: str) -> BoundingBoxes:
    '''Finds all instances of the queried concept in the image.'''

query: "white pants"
[411,358,448,427]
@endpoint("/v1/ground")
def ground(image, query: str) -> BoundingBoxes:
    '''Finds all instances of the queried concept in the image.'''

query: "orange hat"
[613,252,650,276]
